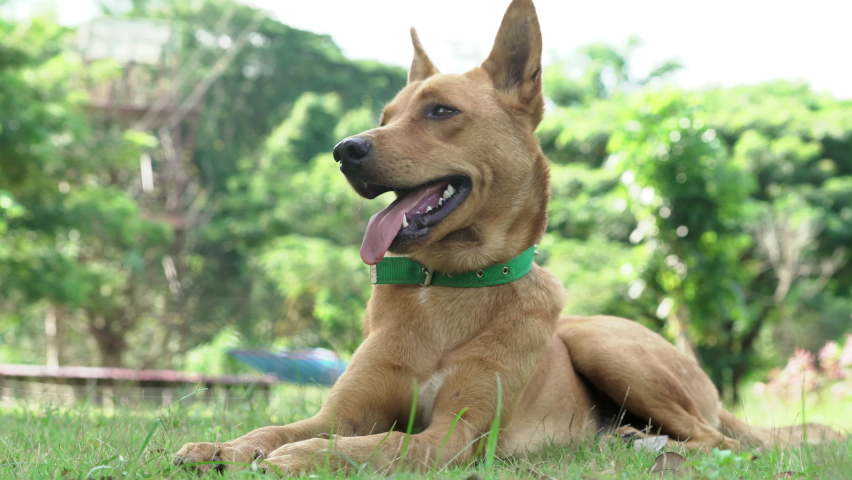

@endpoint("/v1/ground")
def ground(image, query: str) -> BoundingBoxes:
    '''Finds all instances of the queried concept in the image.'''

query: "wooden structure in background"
[77,16,202,235]
[0,364,273,406]
[78,17,201,137]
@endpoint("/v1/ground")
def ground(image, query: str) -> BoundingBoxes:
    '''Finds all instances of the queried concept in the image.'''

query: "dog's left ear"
[409,28,439,83]
[482,0,543,126]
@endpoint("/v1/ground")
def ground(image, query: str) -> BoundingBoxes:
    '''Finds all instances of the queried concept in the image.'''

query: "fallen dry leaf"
[649,451,692,477]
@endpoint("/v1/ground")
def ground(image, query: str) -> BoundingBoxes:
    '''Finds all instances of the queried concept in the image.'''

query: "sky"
[51,0,852,99]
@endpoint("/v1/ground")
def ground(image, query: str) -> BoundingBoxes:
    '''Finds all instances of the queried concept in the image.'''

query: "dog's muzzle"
[333,136,372,175]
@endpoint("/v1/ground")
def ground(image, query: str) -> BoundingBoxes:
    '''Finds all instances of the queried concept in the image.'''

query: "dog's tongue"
[360,184,444,265]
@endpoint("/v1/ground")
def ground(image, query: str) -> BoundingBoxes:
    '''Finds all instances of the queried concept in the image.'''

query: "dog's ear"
[481,0,543,125]
[409,28,439,83]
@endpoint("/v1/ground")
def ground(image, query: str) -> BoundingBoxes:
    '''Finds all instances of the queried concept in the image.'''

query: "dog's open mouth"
[360,176,470,265]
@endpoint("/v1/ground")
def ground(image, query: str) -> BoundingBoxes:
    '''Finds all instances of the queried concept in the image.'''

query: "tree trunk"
[730,313,768,403]
[96,342,124,368]
[773,301,795,359]
[88,314,128,368]
[44,303,65,367]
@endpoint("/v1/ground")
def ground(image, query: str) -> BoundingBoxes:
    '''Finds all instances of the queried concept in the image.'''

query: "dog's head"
[334,0,549,273]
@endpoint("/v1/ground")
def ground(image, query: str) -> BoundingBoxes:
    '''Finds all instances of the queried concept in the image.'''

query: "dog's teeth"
[402,216,409,228]
[438,198,444,206]
[442,184,456,199]
[426,206,432,212]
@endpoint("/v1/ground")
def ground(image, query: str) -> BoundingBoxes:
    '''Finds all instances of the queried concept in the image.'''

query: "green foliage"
[687,449,758,480]
[213,92,361,247]
[0,14,174,367]
[125,0,406,358]
[547,163,633,239]
[538,236,645,317]
[608,89,758,389]
[273,92,343,164]
[538,101,619,166]
[543,38,681,107]
[257,236,369,353]
[541,72,852,398]
[192,92,381,352]
[182,326,252,375]
[140,0,405,192]
[335,104,378,141]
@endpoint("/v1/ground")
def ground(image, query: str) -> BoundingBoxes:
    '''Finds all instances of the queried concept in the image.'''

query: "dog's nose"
[332,137,372,164]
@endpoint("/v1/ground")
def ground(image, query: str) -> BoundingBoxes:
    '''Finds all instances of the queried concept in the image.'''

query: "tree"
[128,0,407,355]
[608,89,757,398]
[137,0,406,193]
[190,92,380,350]
[539,62,852,399]
[0,15,173,367]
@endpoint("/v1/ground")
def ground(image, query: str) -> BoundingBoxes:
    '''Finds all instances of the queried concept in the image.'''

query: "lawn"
[1,384,849,479]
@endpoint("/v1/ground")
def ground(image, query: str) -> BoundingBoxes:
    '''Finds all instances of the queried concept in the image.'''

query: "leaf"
[649,452,691,476]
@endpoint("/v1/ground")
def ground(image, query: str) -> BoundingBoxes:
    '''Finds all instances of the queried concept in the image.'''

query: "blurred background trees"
[1,0,850,402]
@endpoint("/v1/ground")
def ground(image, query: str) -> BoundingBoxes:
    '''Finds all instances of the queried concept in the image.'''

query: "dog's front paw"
[263,438,340,475]
[174,441,263,473]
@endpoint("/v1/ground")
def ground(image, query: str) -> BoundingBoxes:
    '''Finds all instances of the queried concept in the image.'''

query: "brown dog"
[175,0,843,474]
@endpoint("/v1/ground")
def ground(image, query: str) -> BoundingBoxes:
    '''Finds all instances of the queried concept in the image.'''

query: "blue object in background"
[228,348,347,386]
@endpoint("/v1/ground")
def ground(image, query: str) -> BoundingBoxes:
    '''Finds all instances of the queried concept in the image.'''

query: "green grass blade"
[483,374,502,478]
[396,380,419,473]
[433,407,469,472]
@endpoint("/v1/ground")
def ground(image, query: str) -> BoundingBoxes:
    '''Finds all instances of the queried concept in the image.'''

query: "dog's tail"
[718,409,846,449]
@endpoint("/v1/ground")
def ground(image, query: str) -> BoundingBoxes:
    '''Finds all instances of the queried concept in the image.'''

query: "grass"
[0,384,850,479]
[733,385,852,433]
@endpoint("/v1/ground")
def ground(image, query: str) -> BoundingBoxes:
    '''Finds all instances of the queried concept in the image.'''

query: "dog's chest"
[417,367,455,424]
[418,287,430,305]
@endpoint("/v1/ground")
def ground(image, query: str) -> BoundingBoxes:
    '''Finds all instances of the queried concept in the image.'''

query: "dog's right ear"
[409,28,439,83]
[481,0,543,125]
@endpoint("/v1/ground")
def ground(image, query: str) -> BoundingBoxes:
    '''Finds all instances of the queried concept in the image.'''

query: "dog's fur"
[175,0,844,473]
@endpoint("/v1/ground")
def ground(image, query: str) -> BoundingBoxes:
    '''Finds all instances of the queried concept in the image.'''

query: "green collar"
[370,246,537,287]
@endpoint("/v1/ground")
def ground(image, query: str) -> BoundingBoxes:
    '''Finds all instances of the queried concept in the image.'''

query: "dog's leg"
[558,316,744,451]
[174,346,413,472]
[173,415,344,473]
[261,416,478,475]
[174,389,406,473]
[262,359,523,474]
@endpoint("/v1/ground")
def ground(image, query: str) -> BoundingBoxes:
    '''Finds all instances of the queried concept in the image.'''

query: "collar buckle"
[421,268,433,286]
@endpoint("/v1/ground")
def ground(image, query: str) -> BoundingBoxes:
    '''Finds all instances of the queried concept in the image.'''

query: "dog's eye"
[427,105,459,119]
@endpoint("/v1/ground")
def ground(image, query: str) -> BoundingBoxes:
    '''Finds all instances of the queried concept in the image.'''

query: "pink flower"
[839,334,852,368]
[819,341,843,380]
[756,336,852,400]
[763,349,818,400]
